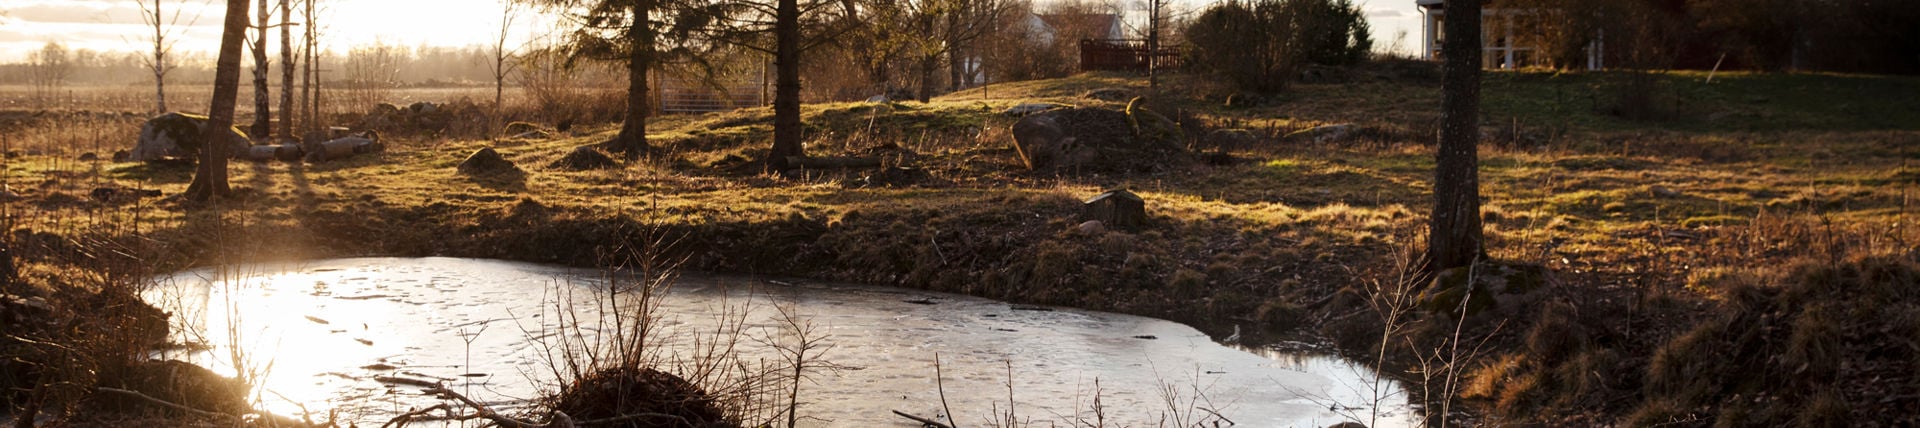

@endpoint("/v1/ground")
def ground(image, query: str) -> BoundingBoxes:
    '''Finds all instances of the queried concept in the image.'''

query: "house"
[1416,0,1604,70]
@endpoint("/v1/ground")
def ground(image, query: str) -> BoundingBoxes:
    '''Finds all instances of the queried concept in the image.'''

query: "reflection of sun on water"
[158,268,422,419]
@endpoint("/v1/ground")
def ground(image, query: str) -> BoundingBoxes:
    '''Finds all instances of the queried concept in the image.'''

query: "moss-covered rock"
[1419,261,1552,318]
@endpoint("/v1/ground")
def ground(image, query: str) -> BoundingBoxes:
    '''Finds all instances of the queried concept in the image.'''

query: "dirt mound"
[550,146,622,171]
[552,367,729,427]
[457,147,520,176]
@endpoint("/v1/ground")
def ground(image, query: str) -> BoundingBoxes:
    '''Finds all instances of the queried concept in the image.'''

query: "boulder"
[549,146,622,171]
[129,112,250,162]
[110,150,130,162]
[1205,128,1258,151]
[1284,123,1357,143]
[458,147,520,176]
[859,166,930,188]
[1001,102,1071,116]
[1011,107,1184,174]
[1125,97,1182,147]
[1419,262,1552,318]
[1084,190,1147,231]
[77,152,98,162]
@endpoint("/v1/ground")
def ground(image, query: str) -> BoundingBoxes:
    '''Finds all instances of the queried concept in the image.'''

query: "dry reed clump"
[552,366,729,427]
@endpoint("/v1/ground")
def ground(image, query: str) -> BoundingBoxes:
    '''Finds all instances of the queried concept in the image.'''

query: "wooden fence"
[1078,39,1184,72]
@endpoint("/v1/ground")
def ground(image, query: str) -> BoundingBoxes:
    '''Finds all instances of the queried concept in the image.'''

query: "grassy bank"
[3,67,1918,425]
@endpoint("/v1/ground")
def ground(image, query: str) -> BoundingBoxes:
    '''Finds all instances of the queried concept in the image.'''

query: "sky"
[0,0,1427,63]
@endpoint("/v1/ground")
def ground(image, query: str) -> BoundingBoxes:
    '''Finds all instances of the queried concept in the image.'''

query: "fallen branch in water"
[380,403,454,428]
[892,410,955,428]
[95,387,232,421]
[417,384,684,428]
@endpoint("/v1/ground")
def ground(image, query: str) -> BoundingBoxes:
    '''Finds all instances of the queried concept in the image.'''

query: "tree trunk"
[1429,0,1485,271]
[249,0,271,140]
[767,0,805,173]
[186,0,251,203]
[301,0,314,133]
[916,57,936,102]
[608,1,655,158]
[152,1,168,113]
[278,0,294,140]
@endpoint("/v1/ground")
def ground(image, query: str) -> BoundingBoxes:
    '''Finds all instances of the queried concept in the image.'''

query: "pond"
[146,258,1413,427]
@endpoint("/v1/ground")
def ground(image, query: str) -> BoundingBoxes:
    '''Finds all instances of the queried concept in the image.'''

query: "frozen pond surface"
[146,258,1412,427]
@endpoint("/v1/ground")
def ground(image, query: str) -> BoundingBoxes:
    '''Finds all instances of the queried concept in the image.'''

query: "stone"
[1419,262,1552,318]
[457,147,520,176]
[1125,97,1182,146]
[549,146,622,171]
[89,187,163,203]
[1002,102,1071,116]
[1084,190,1147,231]
[502,121,547,137]
[1650,185,1682,198]
[1205,128,1258,151]
[1077,220,1107,235]
[864,94,889,103]
[304,135,382,163]
[111,150,130,162]
[1083,88,1133,102]
[1011,107,1185,174]
[77,152,98,162]
[861,166,929,188]
[129,112,251,162]
[1326,423,1367,428]
[1284,123,1357,144]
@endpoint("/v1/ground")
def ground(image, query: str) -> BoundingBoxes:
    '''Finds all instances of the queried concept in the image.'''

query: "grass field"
[3,66,1917,425]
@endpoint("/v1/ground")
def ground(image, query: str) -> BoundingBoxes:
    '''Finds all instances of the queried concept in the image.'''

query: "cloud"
[1367,7,1408,19]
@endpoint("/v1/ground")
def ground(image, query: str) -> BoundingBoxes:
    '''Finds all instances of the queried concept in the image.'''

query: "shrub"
[1184,0,1372,93]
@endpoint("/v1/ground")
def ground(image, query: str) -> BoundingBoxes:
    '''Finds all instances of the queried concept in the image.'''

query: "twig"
[425,384,543,428]
[935,353,958,428]
[95,387,231,421]
[380,403,453,428]
[893,410,956,428]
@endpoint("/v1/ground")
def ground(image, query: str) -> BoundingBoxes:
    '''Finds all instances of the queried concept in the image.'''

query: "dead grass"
[2,67,1917,425]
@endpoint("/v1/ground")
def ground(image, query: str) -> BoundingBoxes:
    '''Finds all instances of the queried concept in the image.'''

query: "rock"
[865,94,889,103]
[1284,123,1357,144]
[549,146,622,171]
[1002,102,1071,116]
[457,147,520,176]
[860,166,929,188]
[1084,190,1147,231]
[1125,97,1182,146]
[1419,262,1552,318]
[1206,128,1258,150]
[1224,92,1264,108]
[1083,88,1133,102]
[304,134,382,163]
[242,144,304,163]
[1326,423,1368,428]
[1650,185,1682,198]
[111,150,130,162]
[502,121,547,136]
[1011,107,1185,174]
[89,187,164,203]
[77,152,98,162]
[129,112,251,162]
[1077,220,1107,235]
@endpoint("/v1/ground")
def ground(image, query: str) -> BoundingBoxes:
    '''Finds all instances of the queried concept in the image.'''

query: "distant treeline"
[0,43,513,87]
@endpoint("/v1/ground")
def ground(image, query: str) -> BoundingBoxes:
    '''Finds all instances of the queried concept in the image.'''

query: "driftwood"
[382,384,686,428]
[892,410,955,428]
[787,156,881,169]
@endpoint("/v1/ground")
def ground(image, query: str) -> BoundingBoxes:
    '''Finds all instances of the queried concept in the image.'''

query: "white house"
[1416,0,1604,70]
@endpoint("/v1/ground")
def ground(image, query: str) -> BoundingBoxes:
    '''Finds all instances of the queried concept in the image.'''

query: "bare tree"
[897,0,1014,102]
[133,0,207,113]
[1430,0,1485,271]
[488,1,524,135]
[248,0,272,139]
[26,42,74,108]
[185,0,252,202]
[278,0,296,139]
